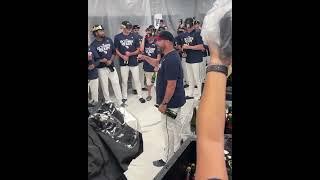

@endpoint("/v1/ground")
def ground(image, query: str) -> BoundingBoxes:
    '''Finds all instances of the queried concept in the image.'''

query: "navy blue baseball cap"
[156,31,175,42]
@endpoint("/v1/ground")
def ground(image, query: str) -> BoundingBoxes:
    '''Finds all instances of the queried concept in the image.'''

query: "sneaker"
[122,99,127,103]
[142,87,148,91]
[139,98,146,103]
[146,96,152,101]
[184,84,189,88]
[132,89,138,94]
[186,96,194,100]
[153,159,166,167]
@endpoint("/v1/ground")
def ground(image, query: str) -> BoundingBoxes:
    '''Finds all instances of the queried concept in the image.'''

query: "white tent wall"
[88,0,216,43]
[88,0,215,91]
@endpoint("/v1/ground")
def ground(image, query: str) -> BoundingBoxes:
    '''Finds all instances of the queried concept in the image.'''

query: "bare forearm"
[162,82,176,104]
[99,58,108,63]
[116,49,125,58]
[143,56,160,67]
[110,55,115,62]
[190,44,205,51]
[196,60,228,179]
[140,38,145,52]
[129,49,140,56]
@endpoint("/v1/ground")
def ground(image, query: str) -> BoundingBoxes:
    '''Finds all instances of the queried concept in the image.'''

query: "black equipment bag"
[88,102,143,180]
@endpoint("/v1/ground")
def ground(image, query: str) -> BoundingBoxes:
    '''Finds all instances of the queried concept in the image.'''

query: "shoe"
[184,84,189,88]
[139,98,146,103]
[186,96,194,100]
[120,103,127,107]
[146,96,152,101]
[142,87,148,91]
[122,99,127,103]
[153,159,166,167]
[132,89,138,94]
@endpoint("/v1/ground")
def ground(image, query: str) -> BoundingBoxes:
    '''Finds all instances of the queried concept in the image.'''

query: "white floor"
[117,87,199,180]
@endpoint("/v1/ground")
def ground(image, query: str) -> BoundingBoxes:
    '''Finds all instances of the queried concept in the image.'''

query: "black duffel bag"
[88,102,143,180]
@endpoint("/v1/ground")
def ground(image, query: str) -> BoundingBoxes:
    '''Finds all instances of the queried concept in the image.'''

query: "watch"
[206,64,228,76]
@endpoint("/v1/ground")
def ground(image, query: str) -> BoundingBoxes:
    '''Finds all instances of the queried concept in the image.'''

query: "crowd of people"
[88,18,209,107]
[88,17,231,179]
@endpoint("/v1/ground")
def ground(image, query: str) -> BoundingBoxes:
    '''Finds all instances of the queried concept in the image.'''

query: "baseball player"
[175,23,189,88]
[88,46,99,107]
[137,26,161,101]
[177,18,205,100]
[90,25,123,106]
[152,31,186,167]
[194,20,210,85]
[132,25,147,94]
[114,21,146,104]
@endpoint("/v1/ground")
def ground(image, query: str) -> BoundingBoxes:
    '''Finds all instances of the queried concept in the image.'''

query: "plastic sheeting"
[88,0,216,44]
[201,0,232,53]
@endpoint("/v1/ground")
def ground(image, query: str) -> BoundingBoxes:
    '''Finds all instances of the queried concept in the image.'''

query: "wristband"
[206,64,228,76]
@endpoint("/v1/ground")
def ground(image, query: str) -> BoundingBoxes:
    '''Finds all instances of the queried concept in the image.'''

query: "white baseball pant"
[120,66,142,99]
[97,68,123,105]
[88,78,99,104]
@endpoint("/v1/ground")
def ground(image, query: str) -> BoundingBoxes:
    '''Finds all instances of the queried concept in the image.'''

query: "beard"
[158,45,164,54]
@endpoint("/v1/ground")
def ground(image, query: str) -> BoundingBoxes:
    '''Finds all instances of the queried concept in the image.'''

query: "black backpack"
[88,102,143,180]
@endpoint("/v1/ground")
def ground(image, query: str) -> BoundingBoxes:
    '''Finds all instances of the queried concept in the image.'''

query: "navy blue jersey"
[88,46,99,80]
[90,37,115,68]
[143,41,159,72]
[195,29,209,57]
[114,32,140,66]
[174,35,183,58]
[156,50,186,108]
[178,30,204,63]
[137,34,143,63]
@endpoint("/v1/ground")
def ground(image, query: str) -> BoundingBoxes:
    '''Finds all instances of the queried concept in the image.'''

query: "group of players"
[88,18,209,108]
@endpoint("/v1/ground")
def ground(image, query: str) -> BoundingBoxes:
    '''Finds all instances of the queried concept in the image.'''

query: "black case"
[154,137,197,180]
[154,136,232,180]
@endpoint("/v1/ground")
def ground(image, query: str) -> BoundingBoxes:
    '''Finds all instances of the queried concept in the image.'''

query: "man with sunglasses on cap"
[137,26,161,101]
[177,17,205,100]
[114,21,146,104]
[152,31,186,167]
[90,25,123,106]
[131,25,148,94]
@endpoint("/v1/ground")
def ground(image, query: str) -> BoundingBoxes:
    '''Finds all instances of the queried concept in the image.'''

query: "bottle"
[190,163,196,180]
[151,72,156,83]
[154,104,177,119]
[185,166,191,180]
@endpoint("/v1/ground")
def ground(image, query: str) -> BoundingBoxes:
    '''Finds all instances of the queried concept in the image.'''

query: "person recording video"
[90,25,123,106]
